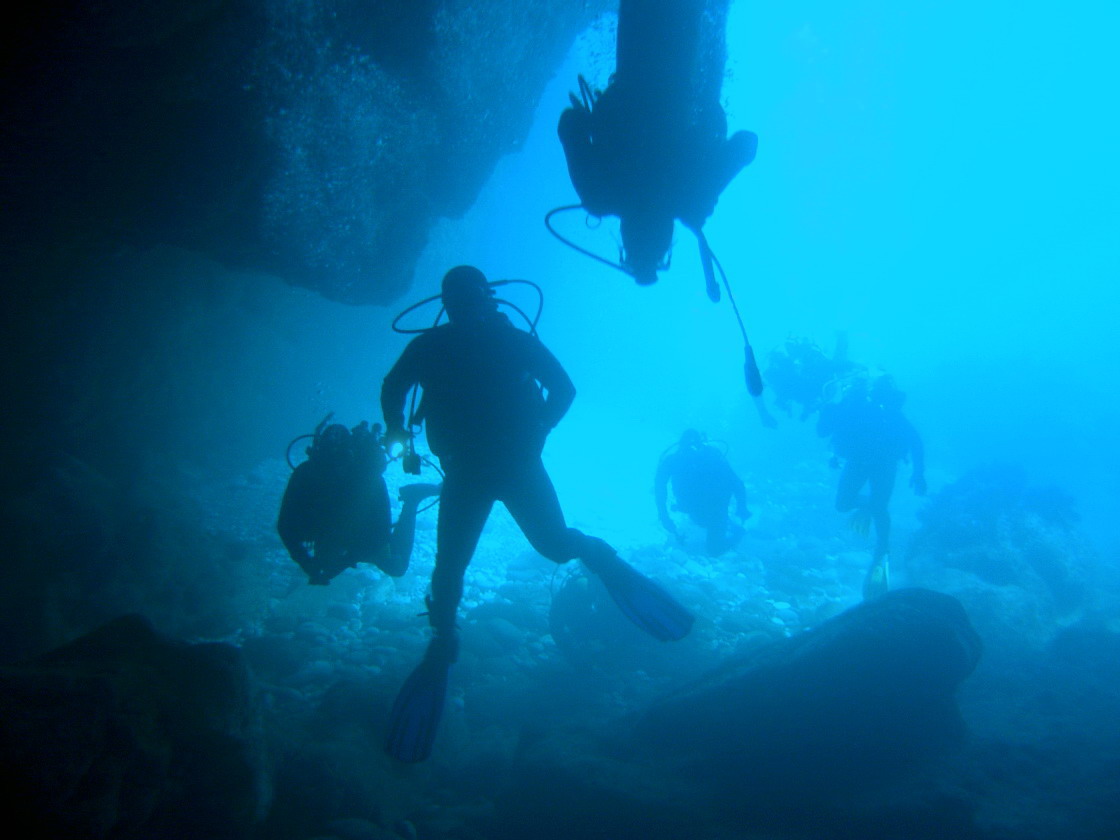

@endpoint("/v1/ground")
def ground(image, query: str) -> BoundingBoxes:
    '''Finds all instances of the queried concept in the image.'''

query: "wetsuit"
[656,443,748,555]
[556,0,756,276]
[381,311,614,635]
[817,393,925,561]
[277,429,432,582]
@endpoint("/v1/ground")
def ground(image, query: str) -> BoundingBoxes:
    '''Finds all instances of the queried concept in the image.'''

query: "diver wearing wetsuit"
[656,429,750,556]
[380,265,692,762]
[277,422,438,584]
[556,0,757,283]
[817,376,926,598]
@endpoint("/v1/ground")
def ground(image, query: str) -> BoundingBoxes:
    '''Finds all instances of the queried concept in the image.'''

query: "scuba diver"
[555,0,756,287]
[552,0,765,397]
[816,374,926,600]
[277,420,440,585]
[656,429,750,556]
[381,265,693,762]
[764,334,864,422]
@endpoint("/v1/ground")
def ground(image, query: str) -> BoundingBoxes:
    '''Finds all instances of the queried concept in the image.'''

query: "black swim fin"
[744,345,763,396]
[385,634,457,763]
[584,552,694,642]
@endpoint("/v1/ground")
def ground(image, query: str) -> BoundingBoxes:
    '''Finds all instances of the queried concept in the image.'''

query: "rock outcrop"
[496,589,983,839]
[1,0,609,304]
[0,614,270,839]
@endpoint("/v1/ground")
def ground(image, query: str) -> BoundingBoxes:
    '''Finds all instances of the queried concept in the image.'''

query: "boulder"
[0,614,270,839]
[630,588,981,806]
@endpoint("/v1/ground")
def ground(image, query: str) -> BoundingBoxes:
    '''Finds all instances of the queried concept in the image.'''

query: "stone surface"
[1,0,609,305]
[629,588,982,803]
[0,614,270,839]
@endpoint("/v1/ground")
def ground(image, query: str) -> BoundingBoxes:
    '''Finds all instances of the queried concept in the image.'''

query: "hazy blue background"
[339,1,1117,560]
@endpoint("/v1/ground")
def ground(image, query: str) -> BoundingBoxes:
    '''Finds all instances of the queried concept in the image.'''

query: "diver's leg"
[501,459,693,642]
[385,472,487,764]
[500,458,585,562]
[868,462,898,562]
[384,483,442,577]
[700,508,728,556]
[860,461,898,600]
[835,461,868,512]
[837,460,876,540]
[704,508,743,556]
[428,471,493,635]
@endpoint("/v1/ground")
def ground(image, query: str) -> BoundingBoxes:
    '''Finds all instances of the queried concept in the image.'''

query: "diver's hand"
[911,474,927,496]
[383,425,411,455]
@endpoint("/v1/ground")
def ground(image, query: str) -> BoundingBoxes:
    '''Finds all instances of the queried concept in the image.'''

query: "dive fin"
[744,345,763,396]
[585,553,693,641]
[385,636,456,762]
[862,555,890,601]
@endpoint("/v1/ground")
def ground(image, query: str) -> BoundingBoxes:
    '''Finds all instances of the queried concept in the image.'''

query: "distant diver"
[762,333,865,424]
[550,0,763,394]
[817,374,927,599]
[381,265,693,762]
[277,418,440,585]
[656,429,751,556]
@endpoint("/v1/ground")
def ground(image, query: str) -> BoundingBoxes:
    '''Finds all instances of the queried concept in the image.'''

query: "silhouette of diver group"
[275,0,927,763]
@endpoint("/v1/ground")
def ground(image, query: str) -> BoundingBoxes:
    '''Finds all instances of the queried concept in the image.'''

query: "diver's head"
[441,265,496,322]
[871,374,905,409]
[620,213,673,286]
[679,428,705,450]
[313,423,351,463]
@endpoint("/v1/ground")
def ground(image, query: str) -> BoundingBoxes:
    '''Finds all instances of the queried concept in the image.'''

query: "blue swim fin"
[585,553,694,642]
[385,635,457,762]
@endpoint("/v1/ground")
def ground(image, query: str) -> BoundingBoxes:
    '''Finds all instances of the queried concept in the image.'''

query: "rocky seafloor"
[4,452,1118,840]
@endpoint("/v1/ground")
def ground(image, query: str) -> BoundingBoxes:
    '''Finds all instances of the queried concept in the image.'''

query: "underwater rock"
[325,816,400,840]
[491,733,706,840]
[906,464,1098,662]
[0,614,269,839]
[630,589,981,808]
[2,0,610,305]
[496,590,983,839]
[548,569,670,667]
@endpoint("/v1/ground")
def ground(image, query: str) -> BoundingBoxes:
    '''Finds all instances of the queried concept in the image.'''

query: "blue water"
[14,4,1117,838]
[397,3,1119,551]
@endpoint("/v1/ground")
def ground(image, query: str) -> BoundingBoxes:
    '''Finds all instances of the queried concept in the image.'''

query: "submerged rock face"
[0,614,269,839]
[1,0,609,305]
[906,464,1099,665]
[494,589,982,840]
[631,588,982,802]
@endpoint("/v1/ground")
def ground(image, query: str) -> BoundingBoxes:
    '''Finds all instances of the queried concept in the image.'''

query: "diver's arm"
[381,341,422,440]
[528,338,576,429]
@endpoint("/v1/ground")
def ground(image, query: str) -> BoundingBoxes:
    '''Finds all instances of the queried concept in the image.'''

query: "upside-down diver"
[551,0,763,394]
